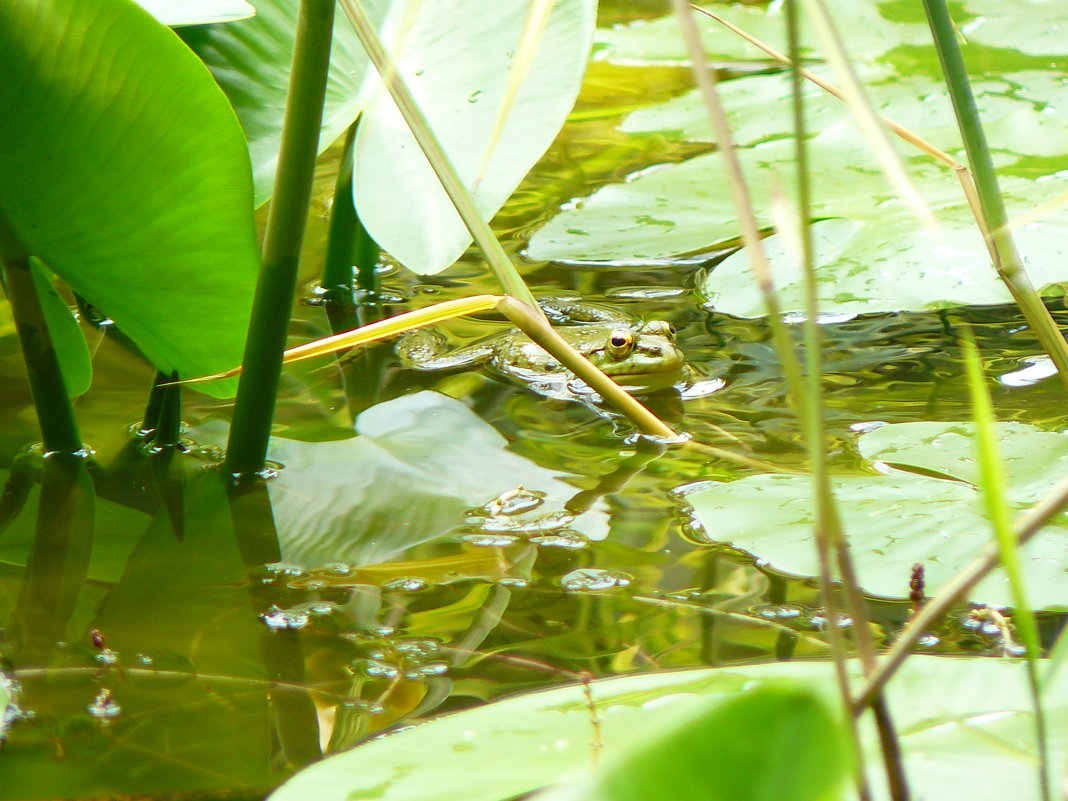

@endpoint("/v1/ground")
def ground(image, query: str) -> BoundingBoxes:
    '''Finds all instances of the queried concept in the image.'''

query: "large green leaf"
[536,684,848,801]
[269,656,1066,801]
[187,0,596,275]
[0,0,260,397]
[353,0,596,274]
[683,421,1068,609]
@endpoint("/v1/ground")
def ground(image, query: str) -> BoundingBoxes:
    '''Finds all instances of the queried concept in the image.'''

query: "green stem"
[921,0,1068,391]
[225,0,336,478]
[784,4,875,800]
[0,227,82,454]
[323,123,380,300]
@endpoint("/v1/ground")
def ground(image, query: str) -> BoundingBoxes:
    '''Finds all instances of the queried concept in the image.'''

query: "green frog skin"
[396,302,685,397]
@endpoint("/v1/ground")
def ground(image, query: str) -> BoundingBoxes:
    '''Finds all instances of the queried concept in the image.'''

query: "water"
[3,7,1068,801]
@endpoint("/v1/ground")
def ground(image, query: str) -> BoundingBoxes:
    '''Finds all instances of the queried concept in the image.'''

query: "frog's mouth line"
[604,367,686,391]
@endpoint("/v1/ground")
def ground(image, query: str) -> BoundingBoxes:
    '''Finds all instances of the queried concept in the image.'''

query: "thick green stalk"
[0,222,82,454]
[921,0,1068,390]
[225,0,336,477]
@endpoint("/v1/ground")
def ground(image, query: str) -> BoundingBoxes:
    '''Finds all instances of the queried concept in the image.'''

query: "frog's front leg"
[396,328,497,372]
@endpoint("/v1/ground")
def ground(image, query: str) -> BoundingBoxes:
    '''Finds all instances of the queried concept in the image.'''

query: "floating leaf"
[683,421,1068,609]
[269,656,1066,801]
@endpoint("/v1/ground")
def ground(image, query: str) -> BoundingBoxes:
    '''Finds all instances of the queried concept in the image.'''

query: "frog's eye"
[606,329,635,358]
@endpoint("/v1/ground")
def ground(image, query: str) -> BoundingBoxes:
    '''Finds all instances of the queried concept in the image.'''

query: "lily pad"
[269,656,1067,801]
[533,1,1068,315]
[682,421,1068,609]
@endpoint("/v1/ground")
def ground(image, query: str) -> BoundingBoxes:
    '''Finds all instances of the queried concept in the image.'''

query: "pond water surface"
[2,2,1068,799]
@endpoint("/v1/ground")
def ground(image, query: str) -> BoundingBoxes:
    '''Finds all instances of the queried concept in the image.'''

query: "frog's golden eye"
[606,329,635,358]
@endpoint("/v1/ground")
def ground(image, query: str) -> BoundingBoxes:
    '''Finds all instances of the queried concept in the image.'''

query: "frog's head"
[588,320,685,388]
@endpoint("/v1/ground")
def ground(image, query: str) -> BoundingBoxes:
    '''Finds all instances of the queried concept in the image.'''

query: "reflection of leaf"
[269,656,1067,801]
[683,421,1068,609]
[263,391,607,568]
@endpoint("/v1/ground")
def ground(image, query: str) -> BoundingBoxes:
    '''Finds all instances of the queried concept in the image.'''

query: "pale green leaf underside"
[270,656,1067,801]
[188,0,595,275]
[135,0,255,27]
[354,0,595,274]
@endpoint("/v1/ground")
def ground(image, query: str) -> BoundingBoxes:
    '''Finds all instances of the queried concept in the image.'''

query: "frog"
[396,299,685,398]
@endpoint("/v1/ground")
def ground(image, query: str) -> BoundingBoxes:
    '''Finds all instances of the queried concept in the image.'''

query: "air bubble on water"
[94,648,120,666]
[529,530,589,550]
[805,612,852,631]
[394,639,441,658]
[382,576,430,593]
[751,603,804,621]
[405,662,449,679]
[561,568,632,593]
[460,532,521,547]
[322,562,355,577]
[87,689,122,721]
[917,634,940,648]
[351,659,400,679]
[497,577,529,589]
[474,487,547,518]
[260,606,309,630]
